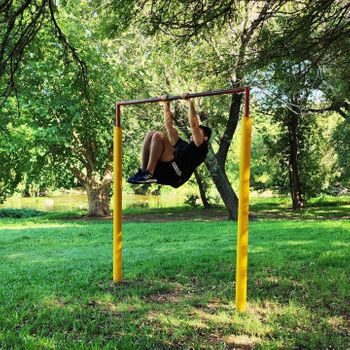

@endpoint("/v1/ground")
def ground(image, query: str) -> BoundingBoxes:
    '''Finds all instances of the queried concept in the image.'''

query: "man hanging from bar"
[128,97,212,188]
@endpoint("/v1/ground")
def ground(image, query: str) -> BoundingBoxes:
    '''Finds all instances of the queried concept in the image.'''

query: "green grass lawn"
[122,194,350,221]
[0,212,349,349]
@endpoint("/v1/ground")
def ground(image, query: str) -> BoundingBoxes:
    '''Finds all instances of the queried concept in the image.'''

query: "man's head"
[199,125,212,142]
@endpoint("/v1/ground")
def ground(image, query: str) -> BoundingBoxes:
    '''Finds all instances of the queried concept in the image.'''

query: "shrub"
[0,208,45,218]
[184,194,200,208]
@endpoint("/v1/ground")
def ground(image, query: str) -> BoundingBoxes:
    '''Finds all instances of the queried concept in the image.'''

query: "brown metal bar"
[244,87,250,117]
[116,103,121,128]
[116,87,249,126]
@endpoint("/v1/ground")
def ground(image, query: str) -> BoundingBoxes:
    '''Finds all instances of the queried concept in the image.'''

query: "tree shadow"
[1,221,349,349]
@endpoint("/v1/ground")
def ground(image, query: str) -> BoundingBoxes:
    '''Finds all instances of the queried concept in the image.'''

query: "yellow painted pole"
[235,115,252,312]
[113,126,122,282]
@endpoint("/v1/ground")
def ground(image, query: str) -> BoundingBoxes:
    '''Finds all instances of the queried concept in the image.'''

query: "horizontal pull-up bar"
[113,85,252,313]
[115,87,250,127]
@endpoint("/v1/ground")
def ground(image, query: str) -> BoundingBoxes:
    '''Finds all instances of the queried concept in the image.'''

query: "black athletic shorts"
[154,160,186,188]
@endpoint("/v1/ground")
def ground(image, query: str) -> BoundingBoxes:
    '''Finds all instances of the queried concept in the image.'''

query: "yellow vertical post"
[113,126,122,282]
[235,115,252,312]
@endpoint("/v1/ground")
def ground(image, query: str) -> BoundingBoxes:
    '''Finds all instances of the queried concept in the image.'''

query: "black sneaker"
[133,170,157,184]
[127,168,143,184]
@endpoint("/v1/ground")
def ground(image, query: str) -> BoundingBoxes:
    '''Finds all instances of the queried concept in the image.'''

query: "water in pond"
[0,192,185,212]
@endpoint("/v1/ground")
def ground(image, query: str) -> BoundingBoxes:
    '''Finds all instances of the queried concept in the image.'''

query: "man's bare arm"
[187,99,204,146]
[163,101,179,145]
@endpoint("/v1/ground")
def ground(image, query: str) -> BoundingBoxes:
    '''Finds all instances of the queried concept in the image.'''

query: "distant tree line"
[0,0,349,217]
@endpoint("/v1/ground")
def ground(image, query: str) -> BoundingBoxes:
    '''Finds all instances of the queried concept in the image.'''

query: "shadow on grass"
[93,228,349,347]
[1,221,349,349]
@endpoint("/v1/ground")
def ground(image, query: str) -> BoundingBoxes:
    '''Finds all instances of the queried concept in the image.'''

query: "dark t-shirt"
[174,138,208,181]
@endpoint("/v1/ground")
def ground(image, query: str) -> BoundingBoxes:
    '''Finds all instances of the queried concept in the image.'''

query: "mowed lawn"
[0,215,349,349]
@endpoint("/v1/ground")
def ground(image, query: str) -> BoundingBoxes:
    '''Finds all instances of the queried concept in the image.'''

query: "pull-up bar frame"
[113,87,252,312]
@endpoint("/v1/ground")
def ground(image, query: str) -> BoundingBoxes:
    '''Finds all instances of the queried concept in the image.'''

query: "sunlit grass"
[0,215,349,349]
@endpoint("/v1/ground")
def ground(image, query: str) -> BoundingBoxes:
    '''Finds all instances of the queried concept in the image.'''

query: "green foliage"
[1,0,349,211]
[0,208,44,218]
[251,59,338,199]
[332,119,350,189]
[0,150,22,203]
[0,112,37,202]
[1,2,148,203]
[184,193,200,208]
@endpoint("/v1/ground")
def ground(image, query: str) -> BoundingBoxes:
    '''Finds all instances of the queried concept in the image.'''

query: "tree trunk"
[204,91,242,220]
[193,169,211,208]
[205,147,239,220]
[175,83,242,219]
[69,140,114,217]
[85,183,111,217]
[288,114,304,210]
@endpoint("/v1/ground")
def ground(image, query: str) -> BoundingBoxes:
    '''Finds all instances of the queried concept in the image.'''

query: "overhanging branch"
[47,0,88,90]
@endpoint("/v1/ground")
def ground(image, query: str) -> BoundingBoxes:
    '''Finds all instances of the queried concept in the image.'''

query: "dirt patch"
[124,208,229,223]
[61,208,229,222]
[62,207,350,223]
[223,335,261,349]
[87,299,137,315]
[144,285,186,304]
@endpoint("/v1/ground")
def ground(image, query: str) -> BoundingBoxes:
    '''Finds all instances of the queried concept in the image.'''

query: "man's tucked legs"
[141,131,155,170]
[128,131,175,184]
[146,132,165,175]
